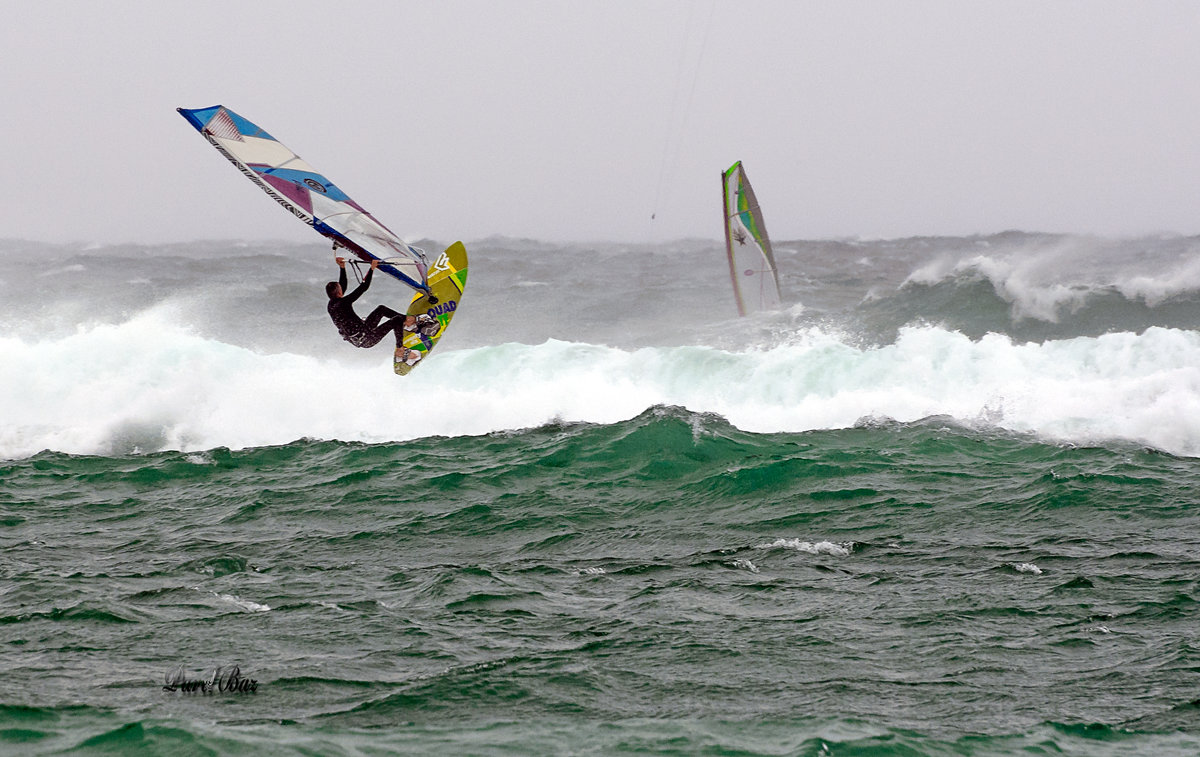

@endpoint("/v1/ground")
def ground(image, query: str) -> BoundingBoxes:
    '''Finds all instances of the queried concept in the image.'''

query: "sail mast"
[722,162,748,316]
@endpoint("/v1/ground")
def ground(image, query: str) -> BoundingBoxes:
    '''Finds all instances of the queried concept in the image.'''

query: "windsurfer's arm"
[344,267,372,303]
[336,257,347,292]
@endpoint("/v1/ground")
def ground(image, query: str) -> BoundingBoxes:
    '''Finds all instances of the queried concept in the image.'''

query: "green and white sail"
[721,161,782,315]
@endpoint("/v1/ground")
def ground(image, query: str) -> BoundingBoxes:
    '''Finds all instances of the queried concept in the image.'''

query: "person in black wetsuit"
[326,257,416,360]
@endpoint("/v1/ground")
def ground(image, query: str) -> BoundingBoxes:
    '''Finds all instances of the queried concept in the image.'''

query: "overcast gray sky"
[5,1,1200,244]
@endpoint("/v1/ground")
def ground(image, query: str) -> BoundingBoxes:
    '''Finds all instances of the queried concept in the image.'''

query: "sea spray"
[4,320,1200,458]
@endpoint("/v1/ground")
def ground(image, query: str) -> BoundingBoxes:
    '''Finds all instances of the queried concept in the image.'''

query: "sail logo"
[304,178,327,193]
[209,139,311,224]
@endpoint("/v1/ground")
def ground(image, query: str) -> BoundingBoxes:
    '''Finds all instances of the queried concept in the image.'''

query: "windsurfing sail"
[177,105,431,295]
[721,161,782,315]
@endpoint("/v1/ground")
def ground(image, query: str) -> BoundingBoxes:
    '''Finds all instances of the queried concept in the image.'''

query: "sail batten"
[178,105,430,293]
[721,161,782,315]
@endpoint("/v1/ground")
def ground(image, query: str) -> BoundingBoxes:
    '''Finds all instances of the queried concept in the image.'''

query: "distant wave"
[4,314,1200,458]
[856,273,1200,344]
[866,234,1200,336]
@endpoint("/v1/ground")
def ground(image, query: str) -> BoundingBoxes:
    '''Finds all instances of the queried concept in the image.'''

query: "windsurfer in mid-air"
[327,256,425,364]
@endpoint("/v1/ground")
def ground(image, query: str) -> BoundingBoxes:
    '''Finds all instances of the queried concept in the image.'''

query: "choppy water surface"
[2,234,1200,754]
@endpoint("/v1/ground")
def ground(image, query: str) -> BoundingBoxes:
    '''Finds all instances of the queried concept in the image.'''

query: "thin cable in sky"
[649,0,717,231]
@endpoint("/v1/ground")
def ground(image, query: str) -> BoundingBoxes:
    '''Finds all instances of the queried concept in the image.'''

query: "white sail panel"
[722,161,782,316]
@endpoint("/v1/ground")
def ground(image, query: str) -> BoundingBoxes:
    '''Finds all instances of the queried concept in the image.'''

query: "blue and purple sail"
[178,105,431,295]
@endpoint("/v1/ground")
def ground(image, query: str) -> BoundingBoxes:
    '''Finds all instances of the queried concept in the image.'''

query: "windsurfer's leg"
[353,307,407,350]
[352,329,386,349]
[363,305,403,331]
[359,316,408,349]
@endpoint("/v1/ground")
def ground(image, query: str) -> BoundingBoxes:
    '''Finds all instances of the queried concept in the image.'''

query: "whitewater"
[7,232,1200,756]
[2,233,1200,458]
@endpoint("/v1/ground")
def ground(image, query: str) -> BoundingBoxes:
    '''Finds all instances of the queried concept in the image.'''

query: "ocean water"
[2,232,1200,755]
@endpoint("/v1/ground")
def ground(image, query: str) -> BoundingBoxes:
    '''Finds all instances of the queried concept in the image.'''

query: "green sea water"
[5,233,1200,753]
[4,407,1200,755]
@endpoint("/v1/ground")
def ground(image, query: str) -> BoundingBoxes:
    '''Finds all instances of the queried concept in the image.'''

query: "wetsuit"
[327,267,405,348]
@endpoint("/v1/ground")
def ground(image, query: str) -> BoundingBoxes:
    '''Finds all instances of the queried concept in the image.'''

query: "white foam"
[906,237,1200,320]
[731,558,760,573]
[214,593,271,613]
[756,539,854,557]
[3,313,1200,458]
[194,588,271,613]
